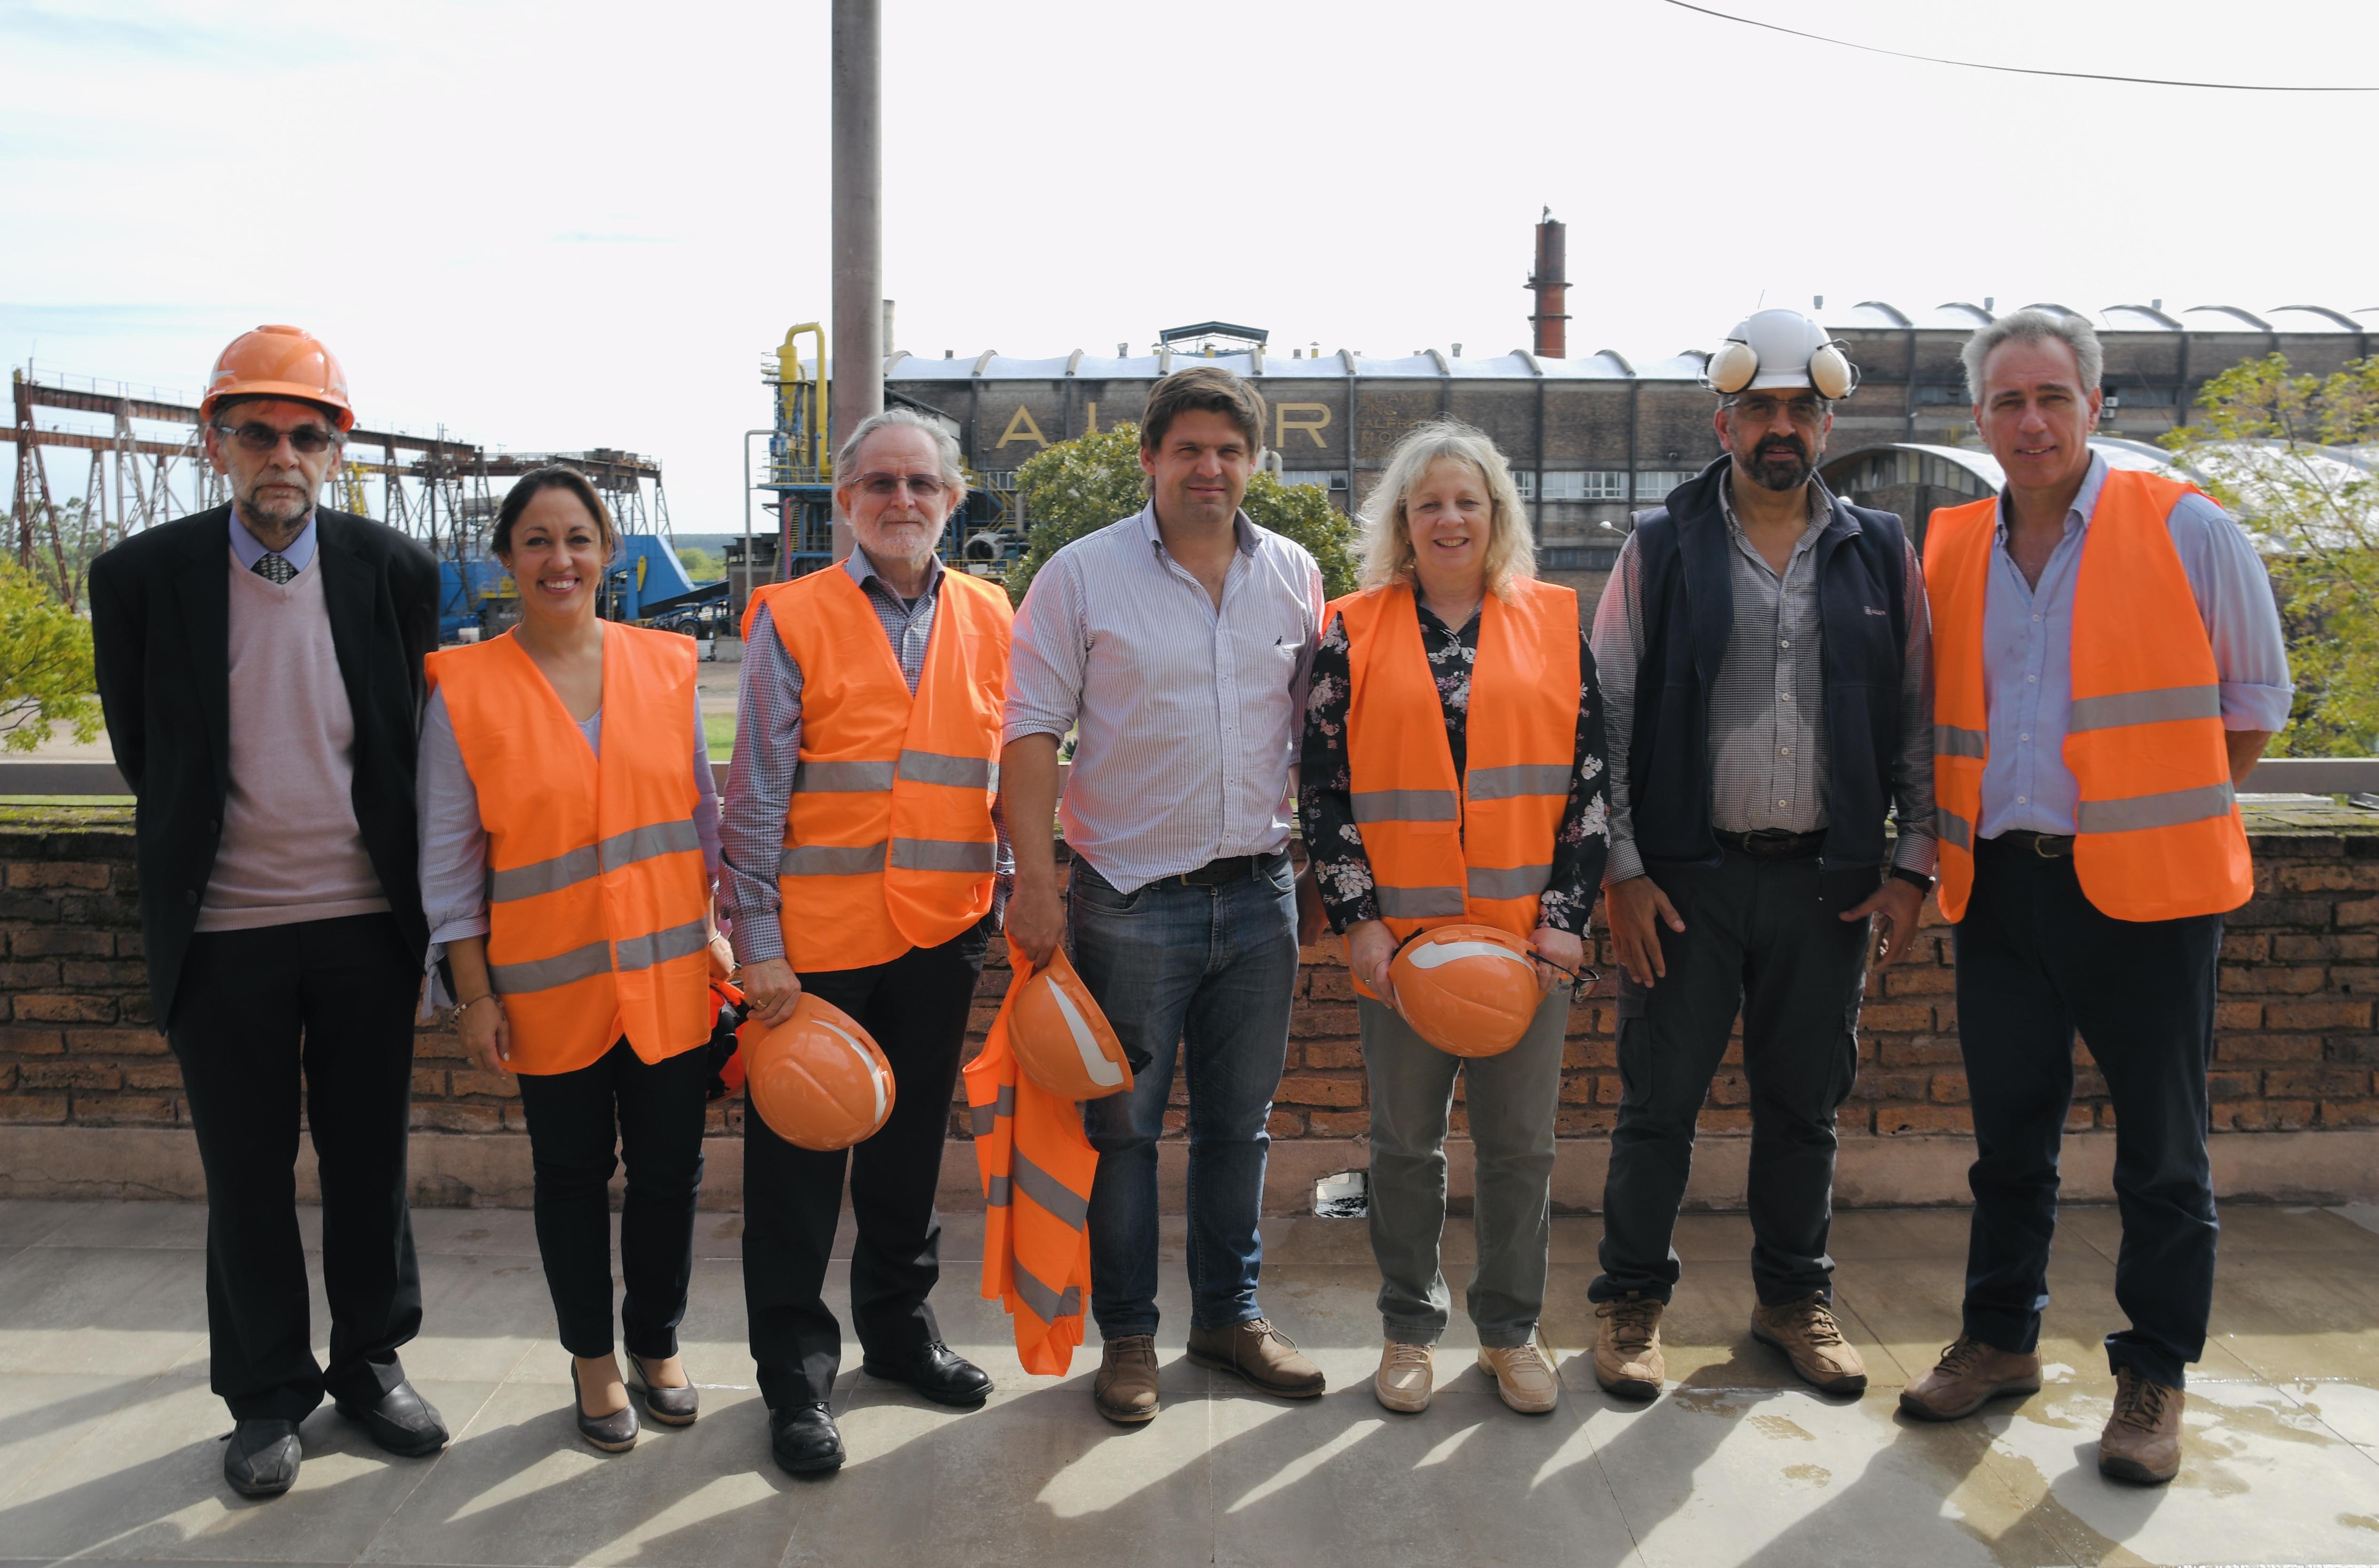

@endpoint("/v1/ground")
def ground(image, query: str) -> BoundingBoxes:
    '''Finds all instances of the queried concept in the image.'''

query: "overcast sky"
[4,0,2374,532]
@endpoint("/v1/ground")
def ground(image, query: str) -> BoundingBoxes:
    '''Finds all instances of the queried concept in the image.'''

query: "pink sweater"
[196,550,391,932]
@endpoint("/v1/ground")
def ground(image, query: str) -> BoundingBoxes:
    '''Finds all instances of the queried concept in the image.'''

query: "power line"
[1660,0,2379,91]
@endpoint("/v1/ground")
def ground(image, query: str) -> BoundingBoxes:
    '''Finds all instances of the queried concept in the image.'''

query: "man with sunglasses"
[720,407,1013,1474]
[89,326,444,1496]
[1585,308,1935,1403]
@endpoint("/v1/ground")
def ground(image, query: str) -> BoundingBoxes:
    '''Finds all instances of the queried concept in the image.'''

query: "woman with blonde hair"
[1298,420,1608,1415]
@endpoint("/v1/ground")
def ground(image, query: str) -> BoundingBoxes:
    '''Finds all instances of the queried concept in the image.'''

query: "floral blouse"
[1298,596,1611,936]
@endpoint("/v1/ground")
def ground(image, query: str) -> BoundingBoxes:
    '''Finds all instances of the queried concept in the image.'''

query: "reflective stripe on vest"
[759,568,1013,971]
[427,625,711,1074]
[1333,578,1580,998]
[1925,470,2254,923]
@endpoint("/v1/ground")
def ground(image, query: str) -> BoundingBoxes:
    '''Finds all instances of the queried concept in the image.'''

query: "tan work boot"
[1750,1294,1868,1396]
[1593,1294,1666,1401]
[2099,1368,2185,1485]
[1898,1334,2044,1421]
[1093,1333,1159,1425]
[1374,1339,1434,1413]
[1186,1317,1326,1398]
[1478,1339,1560,1415]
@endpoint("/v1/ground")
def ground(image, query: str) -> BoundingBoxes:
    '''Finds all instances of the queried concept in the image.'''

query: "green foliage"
[0,557,101,753]
[1005,423,1358,605]
[676,546,724,583]
[2161,354,2379,755]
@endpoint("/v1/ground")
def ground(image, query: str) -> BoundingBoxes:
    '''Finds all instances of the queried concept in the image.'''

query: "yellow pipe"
[778,323,829,478]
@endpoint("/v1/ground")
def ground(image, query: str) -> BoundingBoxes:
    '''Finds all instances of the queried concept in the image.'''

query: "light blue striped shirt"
[1977,454,2292,839]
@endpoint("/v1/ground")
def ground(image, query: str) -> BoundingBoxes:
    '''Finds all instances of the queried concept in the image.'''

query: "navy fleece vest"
[1628,460,1908,870]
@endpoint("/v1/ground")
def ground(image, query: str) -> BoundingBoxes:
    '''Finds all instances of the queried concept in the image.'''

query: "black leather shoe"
[571,1361,639,1453]
[335,1379,449,1457]
[769,1401,845,1474]
[627,1353,700,1427]
[223,1418,301,1497]
[862,1341,993,1408]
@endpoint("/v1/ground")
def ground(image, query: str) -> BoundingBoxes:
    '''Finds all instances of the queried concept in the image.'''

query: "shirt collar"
[843,542,944,601]
[1717,466,1838,541]
[228,509,318,573]
[1137,503,1259,557]
[1995,449,2107,540]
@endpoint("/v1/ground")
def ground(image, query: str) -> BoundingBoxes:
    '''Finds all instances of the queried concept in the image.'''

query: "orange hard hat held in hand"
[200,324,355,431]
[742,993,896,1150]
[1006,941,1135,1101]
[1389,924,1544,1058]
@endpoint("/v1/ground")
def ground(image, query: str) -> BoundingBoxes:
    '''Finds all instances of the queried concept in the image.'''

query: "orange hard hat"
[1388,924,1543,1058]
[742,993,896,1150]
[1008,945,1134,1101]
[200,324,355,431]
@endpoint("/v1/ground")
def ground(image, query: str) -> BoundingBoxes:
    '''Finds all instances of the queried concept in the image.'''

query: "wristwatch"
[1887,866,1937,893]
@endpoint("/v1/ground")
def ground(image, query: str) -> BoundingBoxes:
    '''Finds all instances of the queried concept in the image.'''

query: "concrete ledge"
[6,1124,2377,1211]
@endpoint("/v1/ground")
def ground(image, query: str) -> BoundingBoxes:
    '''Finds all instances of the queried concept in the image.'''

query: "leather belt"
[1992,830,2076,859]
[1168,849,1292,887]
[1714,829,1828,859]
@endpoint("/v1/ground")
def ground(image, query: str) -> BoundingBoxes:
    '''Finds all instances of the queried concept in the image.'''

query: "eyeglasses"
[1728,396,1827,424]
[851,471,950,500]
[213,421,341,455]
[1533,954,1601,1007]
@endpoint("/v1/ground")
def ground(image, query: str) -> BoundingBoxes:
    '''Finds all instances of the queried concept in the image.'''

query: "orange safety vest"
[964,937,1096,1375]
[427,625,712,1075]
[1334,577,1579,999]
[746,567,1013,972]
[1928,469,2253,924]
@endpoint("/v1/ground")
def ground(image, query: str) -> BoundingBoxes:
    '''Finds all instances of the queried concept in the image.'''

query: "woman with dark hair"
[418,466,732,1452]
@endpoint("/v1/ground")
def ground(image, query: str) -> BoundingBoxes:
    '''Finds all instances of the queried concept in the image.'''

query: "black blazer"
[89,505,441,1024]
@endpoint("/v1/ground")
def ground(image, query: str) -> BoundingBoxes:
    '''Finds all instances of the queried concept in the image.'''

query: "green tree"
[1006,423,1358,605]
[2161,353,2379,755]
[0,557,101,753]
[676,545,724,582]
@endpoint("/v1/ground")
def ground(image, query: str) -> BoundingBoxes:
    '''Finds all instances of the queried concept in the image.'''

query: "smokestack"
[1528,208,1569,359]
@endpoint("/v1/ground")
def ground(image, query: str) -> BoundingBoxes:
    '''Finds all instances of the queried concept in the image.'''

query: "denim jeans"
[1363,992,1565,1348]
[1071,853,1300,1338]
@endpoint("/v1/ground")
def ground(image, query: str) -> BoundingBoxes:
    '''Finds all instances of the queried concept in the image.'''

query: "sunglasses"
[851,471,950,500]
[1533,953,1602,1006]
[214,421,341,455]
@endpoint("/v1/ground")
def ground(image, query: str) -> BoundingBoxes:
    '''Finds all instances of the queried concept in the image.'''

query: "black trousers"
[514,1036,711,1361]
[168,912,423,1423]
[1954,837,2222,1388]
[1591,849,1871,1306]
[742,920,990,1409]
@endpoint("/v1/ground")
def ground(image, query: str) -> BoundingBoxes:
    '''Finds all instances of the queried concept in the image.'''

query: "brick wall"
[5,806,2374,1140]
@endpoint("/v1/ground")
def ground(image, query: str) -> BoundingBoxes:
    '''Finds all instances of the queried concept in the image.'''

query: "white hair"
[1356,420,1536,596]
[834,407,969,506]
[1961,309,2103,404]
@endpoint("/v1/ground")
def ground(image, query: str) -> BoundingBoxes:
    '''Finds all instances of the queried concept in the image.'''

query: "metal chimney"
[1528,208,1569,359]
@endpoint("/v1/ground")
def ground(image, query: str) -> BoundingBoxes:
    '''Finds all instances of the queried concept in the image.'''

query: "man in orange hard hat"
[89,327,445,1497]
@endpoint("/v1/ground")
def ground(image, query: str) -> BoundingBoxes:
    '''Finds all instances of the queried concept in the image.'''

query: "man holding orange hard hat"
[1588,308,1935,1403]
[719,408,1012,1475]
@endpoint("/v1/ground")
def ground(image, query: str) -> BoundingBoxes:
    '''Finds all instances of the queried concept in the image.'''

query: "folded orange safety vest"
[964,941,1098,1376]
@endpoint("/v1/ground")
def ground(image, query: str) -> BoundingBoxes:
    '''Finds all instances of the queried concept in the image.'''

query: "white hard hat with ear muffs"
[1702,308,1861,401]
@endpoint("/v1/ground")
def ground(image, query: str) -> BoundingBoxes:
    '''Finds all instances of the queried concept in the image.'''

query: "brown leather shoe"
[1593,1294,1666,1401]
[1093,1334,1159,1425]
[1898,1334,2044,1421]
[2099,1368,2184,1485]
[1186,1317,1325,1398]
[1750,1294,1868,1396]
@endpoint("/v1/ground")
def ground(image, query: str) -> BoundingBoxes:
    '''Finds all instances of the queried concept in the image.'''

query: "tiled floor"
[0,1199,2374,1567]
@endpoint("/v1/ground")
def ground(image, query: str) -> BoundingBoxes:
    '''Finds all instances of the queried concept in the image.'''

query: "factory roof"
[1819,301,2379,335]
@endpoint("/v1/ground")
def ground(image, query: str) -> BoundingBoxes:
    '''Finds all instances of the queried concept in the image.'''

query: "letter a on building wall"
[998,406,1048,448]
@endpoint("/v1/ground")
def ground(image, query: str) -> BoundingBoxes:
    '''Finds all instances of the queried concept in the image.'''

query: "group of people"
[87,302,2287,1500]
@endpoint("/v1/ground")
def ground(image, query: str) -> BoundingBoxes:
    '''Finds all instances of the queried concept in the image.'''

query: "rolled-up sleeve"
[1003,553,1087,745]
[718,605,804,964]
[2174,493,2294,732]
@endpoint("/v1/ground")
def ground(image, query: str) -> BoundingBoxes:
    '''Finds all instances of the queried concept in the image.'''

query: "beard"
[237,476,315,531]
[1744,437,1813,492]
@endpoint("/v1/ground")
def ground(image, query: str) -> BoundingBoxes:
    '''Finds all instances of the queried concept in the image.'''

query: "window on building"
[1280,470,1348,492]
[979,470,1019,492]
[1914,384,1968,405]
[1532,471,1631,502]
[1633,470,1699,499]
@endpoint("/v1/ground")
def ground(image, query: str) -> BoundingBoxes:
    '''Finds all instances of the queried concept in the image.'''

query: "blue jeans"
[1070,853,1300,1338]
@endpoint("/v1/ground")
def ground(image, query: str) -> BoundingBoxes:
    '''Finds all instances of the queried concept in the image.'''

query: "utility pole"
[829,0,882,562]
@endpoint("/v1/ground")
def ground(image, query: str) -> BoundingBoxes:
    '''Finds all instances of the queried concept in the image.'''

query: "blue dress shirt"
[228,509,317,574]
[1977,454,2293,838]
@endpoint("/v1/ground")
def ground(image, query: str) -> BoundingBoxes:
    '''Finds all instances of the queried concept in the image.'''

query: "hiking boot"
[1374,1339,1434,1413]
[1478,1340,1560,1415]
[1094,1334,1159,1425]
[1186,1317,1326,1398]
[1593,1294,1666,1401]
[2099,1368,2185,1485]
[1898,1335,2044,1421]
[1751,1294,1868,1396]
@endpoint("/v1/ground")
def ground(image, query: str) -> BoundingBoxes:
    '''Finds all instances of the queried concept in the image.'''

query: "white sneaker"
[1374,1339,1434,1413]
[1479,1338,1560,1415]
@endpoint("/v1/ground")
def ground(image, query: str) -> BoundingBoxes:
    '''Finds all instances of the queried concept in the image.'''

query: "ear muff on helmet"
[1808,340,1859,400]
[1705,338,1759,396]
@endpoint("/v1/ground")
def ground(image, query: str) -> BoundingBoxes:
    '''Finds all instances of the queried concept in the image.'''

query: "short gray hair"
[1356,420,1536,596]
[834,407,969,507]
[1961,309,2103,404]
